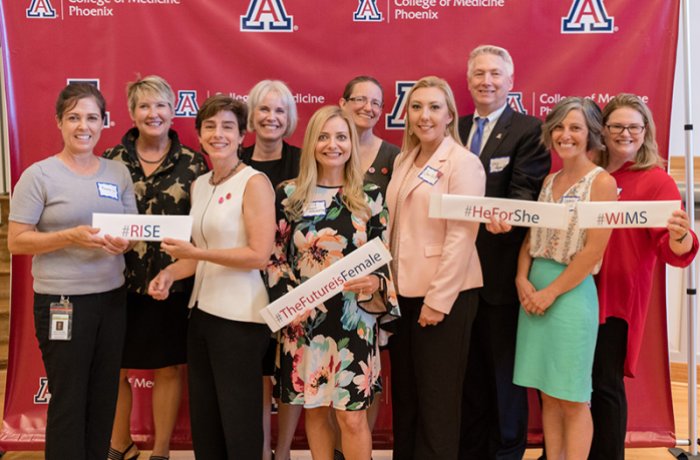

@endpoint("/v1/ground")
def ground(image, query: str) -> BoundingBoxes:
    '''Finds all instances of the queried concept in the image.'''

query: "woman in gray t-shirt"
[7,83,137,460]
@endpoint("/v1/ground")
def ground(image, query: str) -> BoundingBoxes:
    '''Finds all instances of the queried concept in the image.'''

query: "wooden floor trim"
[670,362,700,384]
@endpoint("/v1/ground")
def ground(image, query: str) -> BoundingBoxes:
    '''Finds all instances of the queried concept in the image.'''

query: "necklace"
[137,150,168,165]
[210,159,243,186]
[136,138,171,165]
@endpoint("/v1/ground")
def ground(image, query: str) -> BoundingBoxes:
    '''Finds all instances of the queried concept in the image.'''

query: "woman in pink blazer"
[386,76,485,460]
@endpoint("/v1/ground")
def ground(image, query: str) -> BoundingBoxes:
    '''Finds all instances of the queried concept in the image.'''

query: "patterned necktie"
[469,117,488,155]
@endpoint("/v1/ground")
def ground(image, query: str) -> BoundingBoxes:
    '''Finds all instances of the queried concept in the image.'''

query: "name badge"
[562,195,579,208]
[303,200,327,217]
[96,182,119,200]
[49,296,73,341]
[418,166,440,185]
[489,157,510,173]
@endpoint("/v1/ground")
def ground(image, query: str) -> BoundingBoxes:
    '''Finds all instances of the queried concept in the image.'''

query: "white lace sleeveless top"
[529,166,605,273]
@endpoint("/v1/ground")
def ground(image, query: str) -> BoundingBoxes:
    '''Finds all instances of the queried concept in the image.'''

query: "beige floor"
[0,375,696,459]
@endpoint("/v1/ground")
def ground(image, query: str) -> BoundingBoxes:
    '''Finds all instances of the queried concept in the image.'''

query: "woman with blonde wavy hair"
[386,76,485,459]
[266,105,399,460]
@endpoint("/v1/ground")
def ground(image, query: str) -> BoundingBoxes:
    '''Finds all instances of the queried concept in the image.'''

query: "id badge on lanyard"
[49,295,73,341]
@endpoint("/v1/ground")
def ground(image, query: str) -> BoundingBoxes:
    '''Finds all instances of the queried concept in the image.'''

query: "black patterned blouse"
[103,127,209,294]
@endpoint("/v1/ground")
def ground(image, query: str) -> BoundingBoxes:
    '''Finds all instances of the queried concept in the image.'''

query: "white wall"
[669,1,700,160]
[667,0,700,363]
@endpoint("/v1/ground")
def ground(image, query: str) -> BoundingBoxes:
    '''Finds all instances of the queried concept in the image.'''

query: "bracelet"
[675,232,689,243]
[373,274,385,293]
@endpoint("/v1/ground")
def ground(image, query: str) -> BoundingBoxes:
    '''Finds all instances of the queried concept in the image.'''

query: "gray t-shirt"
[9,156,138,295]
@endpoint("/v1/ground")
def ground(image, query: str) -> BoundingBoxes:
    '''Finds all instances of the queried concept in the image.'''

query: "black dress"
[363,140,400,193]
[103,128,208,368]
[240,141,301,189]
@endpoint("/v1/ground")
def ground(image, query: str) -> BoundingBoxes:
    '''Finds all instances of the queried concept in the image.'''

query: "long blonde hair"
[285,106,369,221]
[400,76,461,156]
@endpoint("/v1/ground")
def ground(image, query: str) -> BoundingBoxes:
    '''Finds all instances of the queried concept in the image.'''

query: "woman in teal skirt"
[513,97,617,460]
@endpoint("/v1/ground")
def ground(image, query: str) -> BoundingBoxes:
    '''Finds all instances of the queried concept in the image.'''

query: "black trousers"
[390,289,478,460]
[187,306,270,460]
[33,287,127,460]
[589,317,628,460]
[459,299,528,460]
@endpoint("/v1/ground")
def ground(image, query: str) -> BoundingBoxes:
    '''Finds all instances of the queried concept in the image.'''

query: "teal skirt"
[513,258,598,402]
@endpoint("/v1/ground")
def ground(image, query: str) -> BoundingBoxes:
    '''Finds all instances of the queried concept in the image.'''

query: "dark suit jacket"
[458,105,550,306]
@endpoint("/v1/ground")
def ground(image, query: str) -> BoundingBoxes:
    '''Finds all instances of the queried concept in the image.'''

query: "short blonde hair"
[246,80,298,137]
[126,75,175,115]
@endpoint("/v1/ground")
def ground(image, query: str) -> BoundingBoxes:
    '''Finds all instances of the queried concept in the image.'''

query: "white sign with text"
[92,213,193,241]
[429,194,569,229]
[576,200,680,228]
[260,237,392,332]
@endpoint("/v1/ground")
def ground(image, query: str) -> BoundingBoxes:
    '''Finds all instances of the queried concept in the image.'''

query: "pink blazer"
[386,136,485,314]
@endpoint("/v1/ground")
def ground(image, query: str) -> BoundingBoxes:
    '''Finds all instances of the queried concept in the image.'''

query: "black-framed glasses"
[346,96,383,110]
[605,124,645,135]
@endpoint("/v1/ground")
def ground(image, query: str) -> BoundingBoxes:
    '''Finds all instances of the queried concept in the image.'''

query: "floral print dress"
[266,182,399,410]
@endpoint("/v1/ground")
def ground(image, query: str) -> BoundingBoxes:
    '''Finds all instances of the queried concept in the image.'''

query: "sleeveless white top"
[530,167,604,274]
[188,166,269,323]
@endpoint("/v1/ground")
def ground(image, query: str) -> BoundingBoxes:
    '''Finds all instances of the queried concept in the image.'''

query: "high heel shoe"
[107,441,140,460]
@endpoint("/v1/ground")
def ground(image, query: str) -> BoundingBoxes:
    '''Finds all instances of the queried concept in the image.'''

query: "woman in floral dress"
[266,105,398,460]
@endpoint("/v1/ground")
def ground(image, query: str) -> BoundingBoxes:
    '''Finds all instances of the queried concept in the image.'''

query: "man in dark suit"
[458,45,550,460]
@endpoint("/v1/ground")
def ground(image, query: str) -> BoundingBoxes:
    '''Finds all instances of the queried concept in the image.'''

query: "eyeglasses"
[605,124,645,135]
[346,96,383,110]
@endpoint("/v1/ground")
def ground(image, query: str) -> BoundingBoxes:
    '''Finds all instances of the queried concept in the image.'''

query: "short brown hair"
[341,75,384,101]
[195,94,247,137]
[55,83,106,120]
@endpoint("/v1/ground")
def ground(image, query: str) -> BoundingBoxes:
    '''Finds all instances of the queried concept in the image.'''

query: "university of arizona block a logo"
[386,81,416,130]
[562,0,614,33]
[34,377,51,404]
[26,0,57,18]
[175,90,198,117]
[353,0,383,22]
[507,93,527,114]
[241,0,294,32]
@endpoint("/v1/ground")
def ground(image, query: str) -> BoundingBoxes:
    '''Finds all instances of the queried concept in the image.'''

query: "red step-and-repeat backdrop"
[0,0,680,451]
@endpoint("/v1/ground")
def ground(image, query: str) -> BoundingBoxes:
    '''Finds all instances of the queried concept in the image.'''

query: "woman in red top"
[590,93,698,460]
